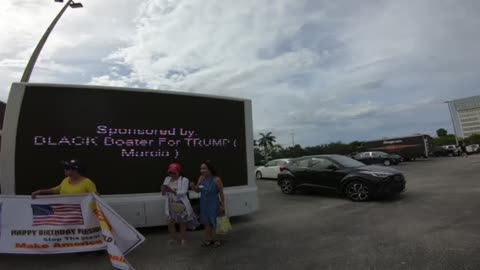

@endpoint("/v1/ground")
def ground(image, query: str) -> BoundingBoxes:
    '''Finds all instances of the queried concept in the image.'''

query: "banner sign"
[0,194,144,270]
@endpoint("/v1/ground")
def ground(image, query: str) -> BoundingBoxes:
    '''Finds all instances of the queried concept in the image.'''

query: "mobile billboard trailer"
[363,135,434,160]
[0,83,258,227]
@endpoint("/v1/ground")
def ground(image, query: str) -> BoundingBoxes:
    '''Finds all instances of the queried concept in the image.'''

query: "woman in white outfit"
[162,163,198,245]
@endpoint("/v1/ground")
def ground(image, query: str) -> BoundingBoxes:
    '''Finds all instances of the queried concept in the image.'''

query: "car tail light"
[279,166,286,171]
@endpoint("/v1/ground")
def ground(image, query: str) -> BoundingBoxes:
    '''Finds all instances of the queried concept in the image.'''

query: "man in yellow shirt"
[32,159,98,198]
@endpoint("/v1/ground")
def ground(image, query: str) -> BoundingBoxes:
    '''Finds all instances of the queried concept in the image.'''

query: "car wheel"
[280,178,296,195]
[256,171,263,180]
[383,159,391,166]
[345,181,370,202]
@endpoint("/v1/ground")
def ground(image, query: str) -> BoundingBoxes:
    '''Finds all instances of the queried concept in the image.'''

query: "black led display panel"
[14,85,248,194]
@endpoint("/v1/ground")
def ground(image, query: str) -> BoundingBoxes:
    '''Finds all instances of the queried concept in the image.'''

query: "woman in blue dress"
[190,160,225,247]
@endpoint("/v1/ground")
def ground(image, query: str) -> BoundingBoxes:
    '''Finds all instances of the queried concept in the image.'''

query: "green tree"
[436,128,448,137]
[349,141,364,152]
[434,135,456,146]
[270,144,285,159]
[258,132,277,162]
[286,144,306,158]
[254,147,264,166]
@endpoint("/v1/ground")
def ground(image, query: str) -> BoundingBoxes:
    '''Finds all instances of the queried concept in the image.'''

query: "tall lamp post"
[20,0,83,83]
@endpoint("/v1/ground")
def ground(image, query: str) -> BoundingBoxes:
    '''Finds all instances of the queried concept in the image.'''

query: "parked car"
[277,155,406,201]
[256,158,290,180]
[439,145,460,157]
[352,151,402,166]
[467,144,480,154]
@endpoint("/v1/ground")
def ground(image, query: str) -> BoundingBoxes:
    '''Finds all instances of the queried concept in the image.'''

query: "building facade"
[447,95,480,138]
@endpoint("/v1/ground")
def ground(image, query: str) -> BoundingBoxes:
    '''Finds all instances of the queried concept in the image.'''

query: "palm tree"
[258,132,276,162]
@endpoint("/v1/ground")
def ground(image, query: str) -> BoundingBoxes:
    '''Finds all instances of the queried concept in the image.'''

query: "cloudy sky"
[1,0,479,146]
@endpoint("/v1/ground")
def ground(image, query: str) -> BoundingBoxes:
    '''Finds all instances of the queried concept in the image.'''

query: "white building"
[446,95,480,138]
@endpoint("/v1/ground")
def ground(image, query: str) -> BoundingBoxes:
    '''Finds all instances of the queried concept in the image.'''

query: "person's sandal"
[212,240,221,248]
[201,240,213,247]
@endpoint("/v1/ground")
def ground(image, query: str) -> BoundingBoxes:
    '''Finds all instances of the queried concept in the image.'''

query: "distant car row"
[433,144,480,157]
[348,151,403,166]
[256,145,480,182]
[256,155,406,202]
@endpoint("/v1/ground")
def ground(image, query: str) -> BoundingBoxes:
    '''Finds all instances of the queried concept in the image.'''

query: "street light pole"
[445,101,460,146]
[20,0,83,82]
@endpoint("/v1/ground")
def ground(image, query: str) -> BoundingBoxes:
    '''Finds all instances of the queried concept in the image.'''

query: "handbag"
[216,215,232,235]
[170,201,186,214]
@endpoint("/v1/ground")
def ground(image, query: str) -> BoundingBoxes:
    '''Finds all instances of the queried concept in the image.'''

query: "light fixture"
[70,2,83,8]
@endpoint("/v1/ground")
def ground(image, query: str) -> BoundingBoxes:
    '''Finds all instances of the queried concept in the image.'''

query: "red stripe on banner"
[33,219,84,222]
[51,205,82,209]
[33,223,83,226]
[34,217,84,221]
[33,219,83,223]
[33,222,84,226]
[33,218,84,224]
[34,215,83,219]
[34,216,83,220]
[33,219,83,224]
[51,207,82,210]
[33,220,84,223]
[47,212,83,215]
[51,209,81,212]
[52,209,82,212]
[51,210,81,213]
[49,204,81,208]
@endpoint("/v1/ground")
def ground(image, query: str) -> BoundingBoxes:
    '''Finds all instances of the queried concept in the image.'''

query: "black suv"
[277,155,406,201]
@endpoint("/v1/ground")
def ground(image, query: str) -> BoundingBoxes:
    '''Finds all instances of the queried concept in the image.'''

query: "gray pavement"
[2,155,480,269]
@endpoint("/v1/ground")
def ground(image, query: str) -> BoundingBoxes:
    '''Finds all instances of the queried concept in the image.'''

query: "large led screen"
[14,85,248,194]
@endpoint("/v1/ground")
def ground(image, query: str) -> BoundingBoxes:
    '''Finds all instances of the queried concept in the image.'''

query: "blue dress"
[200,176,220,227]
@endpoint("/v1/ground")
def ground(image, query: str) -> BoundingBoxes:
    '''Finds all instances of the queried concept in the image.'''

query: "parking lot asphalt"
[2,155,480,270]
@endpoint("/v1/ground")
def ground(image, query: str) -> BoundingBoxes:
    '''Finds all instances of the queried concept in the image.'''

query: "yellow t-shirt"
[53,177,97,195]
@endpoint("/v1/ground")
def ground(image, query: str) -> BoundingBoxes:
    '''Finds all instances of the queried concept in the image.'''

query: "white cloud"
[0,0,138,98]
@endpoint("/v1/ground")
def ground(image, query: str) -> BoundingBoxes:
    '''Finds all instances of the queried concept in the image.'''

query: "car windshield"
[330,156,365,168]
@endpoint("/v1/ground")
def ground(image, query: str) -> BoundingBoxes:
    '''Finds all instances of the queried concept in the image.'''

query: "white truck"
[1,83,258,227]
